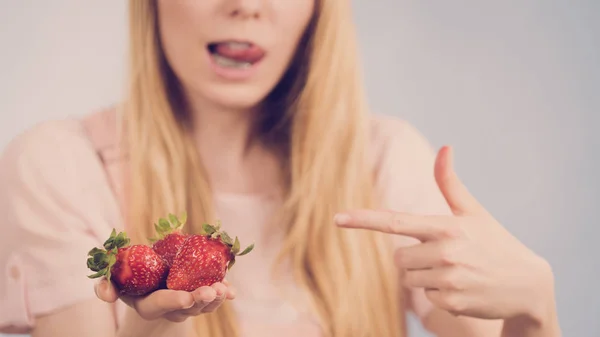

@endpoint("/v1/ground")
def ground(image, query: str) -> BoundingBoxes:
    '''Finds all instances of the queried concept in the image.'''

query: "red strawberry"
[110,245,169,295]
[87,229,168,296]
[150,213,189,267]
[153,234,188,266]
[166,222,254,291]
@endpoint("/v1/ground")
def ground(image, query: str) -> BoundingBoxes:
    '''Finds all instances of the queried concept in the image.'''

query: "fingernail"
[334,213,352,226]
[184,297,195,309]
[202,287,217,301]
[95,279,107,298]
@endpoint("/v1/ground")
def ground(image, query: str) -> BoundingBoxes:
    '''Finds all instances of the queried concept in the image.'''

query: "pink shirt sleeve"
[371,115,452,321]
[0,119,121,333]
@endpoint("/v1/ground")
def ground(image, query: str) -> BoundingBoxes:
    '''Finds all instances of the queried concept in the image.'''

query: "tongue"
[214,43,265,63]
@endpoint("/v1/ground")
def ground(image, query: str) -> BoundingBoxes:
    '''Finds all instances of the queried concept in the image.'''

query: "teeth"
[213,54,251,69]
[225,41,251,50]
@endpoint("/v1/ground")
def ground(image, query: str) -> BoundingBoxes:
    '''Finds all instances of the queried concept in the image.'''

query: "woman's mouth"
[207,41,265,69]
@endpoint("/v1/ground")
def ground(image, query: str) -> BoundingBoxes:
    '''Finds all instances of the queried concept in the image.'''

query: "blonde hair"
[120,0,405,336]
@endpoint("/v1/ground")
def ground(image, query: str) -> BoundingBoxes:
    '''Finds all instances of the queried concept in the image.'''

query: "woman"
[0,1,560,337]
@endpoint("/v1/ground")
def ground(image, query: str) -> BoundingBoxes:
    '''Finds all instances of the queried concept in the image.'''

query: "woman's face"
[156,0,315,111]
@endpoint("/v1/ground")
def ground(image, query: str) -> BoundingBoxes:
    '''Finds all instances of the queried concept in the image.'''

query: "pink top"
[0,109,450,335]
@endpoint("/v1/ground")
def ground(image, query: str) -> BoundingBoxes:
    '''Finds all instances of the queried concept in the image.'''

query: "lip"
[206,40,266,81]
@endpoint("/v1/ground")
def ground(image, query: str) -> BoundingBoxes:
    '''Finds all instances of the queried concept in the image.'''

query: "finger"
[395,241,457,269]
[335,209,460,241]
[94,278,118,303]
[164,311,190,323]
[225,284,236,300]
[178,286,218,316]
[125,289,195,320]
[404,267,464,290]
[434,146,485,216]
[201,283,227,312]
[221,279,237,299]
[425,288,466,316]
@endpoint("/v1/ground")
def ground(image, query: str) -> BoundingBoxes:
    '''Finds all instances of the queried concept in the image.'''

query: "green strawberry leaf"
[158,218,170,231]
[220,231,233,246]
[203,223,216,235]
[87,269,106,279]
[148,212,188,242]
[103,229,117,250]
[168,213,180,226]
[86,257,97,271]
[88,247,104,256]
[102,229,130,250]
[227,258,236,270]
[114,232,130,248]
[179,212,188,225]
[231,237,240,255]
[238,243,254,256]
[92,251,106,264]
[87,229,127,280]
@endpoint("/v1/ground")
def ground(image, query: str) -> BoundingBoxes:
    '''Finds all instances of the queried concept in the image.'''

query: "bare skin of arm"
[31,299,116,337]
[423,299,560,337]
[422,308,504,337]
[28,278,233,337]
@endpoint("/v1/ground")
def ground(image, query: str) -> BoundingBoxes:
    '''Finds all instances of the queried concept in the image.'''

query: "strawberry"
[87,229,168,296]
[166,221,254,291]
[150,213,189,267]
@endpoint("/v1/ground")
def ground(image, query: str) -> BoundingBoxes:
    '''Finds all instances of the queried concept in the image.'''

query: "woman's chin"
[201,87,269,112]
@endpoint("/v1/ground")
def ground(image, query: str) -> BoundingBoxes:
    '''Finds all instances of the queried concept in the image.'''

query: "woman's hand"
[94,277,235,322]
[335,146,556,325]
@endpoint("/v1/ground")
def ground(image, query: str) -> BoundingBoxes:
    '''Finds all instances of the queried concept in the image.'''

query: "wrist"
[503,307,560,337]
[503,312,560,337]
[525,258,556,324]
[503,258,561,337]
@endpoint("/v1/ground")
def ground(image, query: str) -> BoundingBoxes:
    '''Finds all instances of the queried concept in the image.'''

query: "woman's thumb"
[94,277,119,303]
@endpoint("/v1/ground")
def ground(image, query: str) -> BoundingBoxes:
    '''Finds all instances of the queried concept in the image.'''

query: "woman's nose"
[226,0,264,19]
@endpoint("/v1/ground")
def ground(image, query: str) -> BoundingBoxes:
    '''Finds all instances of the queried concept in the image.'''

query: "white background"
[1,1,598,336]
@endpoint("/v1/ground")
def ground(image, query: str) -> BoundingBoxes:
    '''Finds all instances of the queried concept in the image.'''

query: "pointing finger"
[335,209,460,241]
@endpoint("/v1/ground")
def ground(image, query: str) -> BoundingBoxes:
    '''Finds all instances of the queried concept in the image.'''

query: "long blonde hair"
[120,0,405,336]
